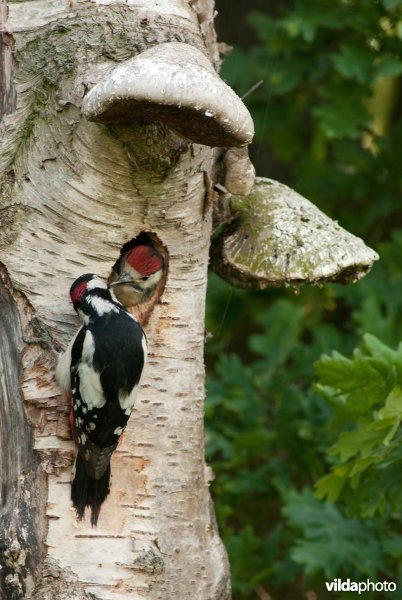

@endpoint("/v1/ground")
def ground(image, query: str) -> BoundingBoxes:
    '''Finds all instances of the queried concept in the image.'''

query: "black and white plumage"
[56,274,147,526]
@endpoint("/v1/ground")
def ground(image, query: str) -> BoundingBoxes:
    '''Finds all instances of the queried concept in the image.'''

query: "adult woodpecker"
[108,244,164,308]
[56,273,147,525]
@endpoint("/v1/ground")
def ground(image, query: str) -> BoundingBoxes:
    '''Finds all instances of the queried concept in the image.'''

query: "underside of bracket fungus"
[211,178,379,288]
[82,42,254,147]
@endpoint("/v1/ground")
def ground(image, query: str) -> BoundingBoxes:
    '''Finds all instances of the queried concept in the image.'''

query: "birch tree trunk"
[0,1,231,598]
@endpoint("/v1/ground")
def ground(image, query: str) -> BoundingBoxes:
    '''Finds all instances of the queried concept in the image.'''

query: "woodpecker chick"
[56,274,147,526]
[109,244,164,308]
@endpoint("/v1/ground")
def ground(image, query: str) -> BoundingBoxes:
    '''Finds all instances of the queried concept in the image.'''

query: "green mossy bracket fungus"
[211,178,379,289]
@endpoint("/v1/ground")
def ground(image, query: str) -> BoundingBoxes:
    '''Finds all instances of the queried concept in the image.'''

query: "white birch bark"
[0,1,230,598]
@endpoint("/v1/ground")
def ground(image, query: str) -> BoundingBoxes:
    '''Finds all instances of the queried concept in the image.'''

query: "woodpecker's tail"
[71,453,111,526]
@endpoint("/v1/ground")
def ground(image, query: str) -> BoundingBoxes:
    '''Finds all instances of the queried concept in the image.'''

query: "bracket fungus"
[211,178,379,289]
[82,42,254,148]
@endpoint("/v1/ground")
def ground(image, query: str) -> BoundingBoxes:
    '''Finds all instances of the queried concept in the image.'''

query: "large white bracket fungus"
[82,42,254,148]
[211,178,379,288]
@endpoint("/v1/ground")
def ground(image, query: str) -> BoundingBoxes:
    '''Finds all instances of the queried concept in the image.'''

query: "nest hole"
[109,231,168,327]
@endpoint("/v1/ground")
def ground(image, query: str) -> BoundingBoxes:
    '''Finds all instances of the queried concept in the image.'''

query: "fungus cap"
[211,178,379,288]
[82,42,254,148]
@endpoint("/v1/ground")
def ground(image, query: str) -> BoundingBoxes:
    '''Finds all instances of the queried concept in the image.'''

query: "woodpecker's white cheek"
[88,295,119,316]
[86,277,107,291]
[144,269,163,289]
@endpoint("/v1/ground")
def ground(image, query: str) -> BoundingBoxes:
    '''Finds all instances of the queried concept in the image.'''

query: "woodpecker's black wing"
[69,308,146,525]
[70,310,146,477]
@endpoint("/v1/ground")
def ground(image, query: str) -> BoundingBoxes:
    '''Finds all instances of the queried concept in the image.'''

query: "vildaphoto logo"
[325,579,397,594]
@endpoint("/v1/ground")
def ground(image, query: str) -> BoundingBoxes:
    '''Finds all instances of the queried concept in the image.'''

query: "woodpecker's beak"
[109,273,143,291]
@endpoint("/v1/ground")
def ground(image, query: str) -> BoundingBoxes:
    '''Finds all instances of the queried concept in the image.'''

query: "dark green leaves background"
[206,1,402,597]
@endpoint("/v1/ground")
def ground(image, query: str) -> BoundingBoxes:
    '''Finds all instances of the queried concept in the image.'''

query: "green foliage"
[315,335,402,517]
[206,263,402,597]
[206,271,402,599]
[221,0,402,240]
[283,488,386,580]
[206,0,402,597]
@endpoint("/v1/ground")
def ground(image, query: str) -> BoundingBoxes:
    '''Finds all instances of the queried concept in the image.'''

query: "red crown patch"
[126,245,163,277]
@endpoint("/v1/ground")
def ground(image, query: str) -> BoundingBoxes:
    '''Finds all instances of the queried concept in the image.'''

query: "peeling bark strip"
[0,32,15,118]
[0,1,231,598]
[0,269,46,600]
[0,0,16,120]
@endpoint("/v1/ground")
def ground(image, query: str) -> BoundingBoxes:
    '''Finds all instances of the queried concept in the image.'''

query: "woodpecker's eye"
[141,276,149,281]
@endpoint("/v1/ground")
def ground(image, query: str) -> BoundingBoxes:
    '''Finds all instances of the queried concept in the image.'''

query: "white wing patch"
[119,383,139,412]
[81,328,95,361]
[143,268,163,290]
[86,276,107,291]
[126,265,162,290]
[119,334,146,412]
[78,330,106,410]
[141,334,147,365]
